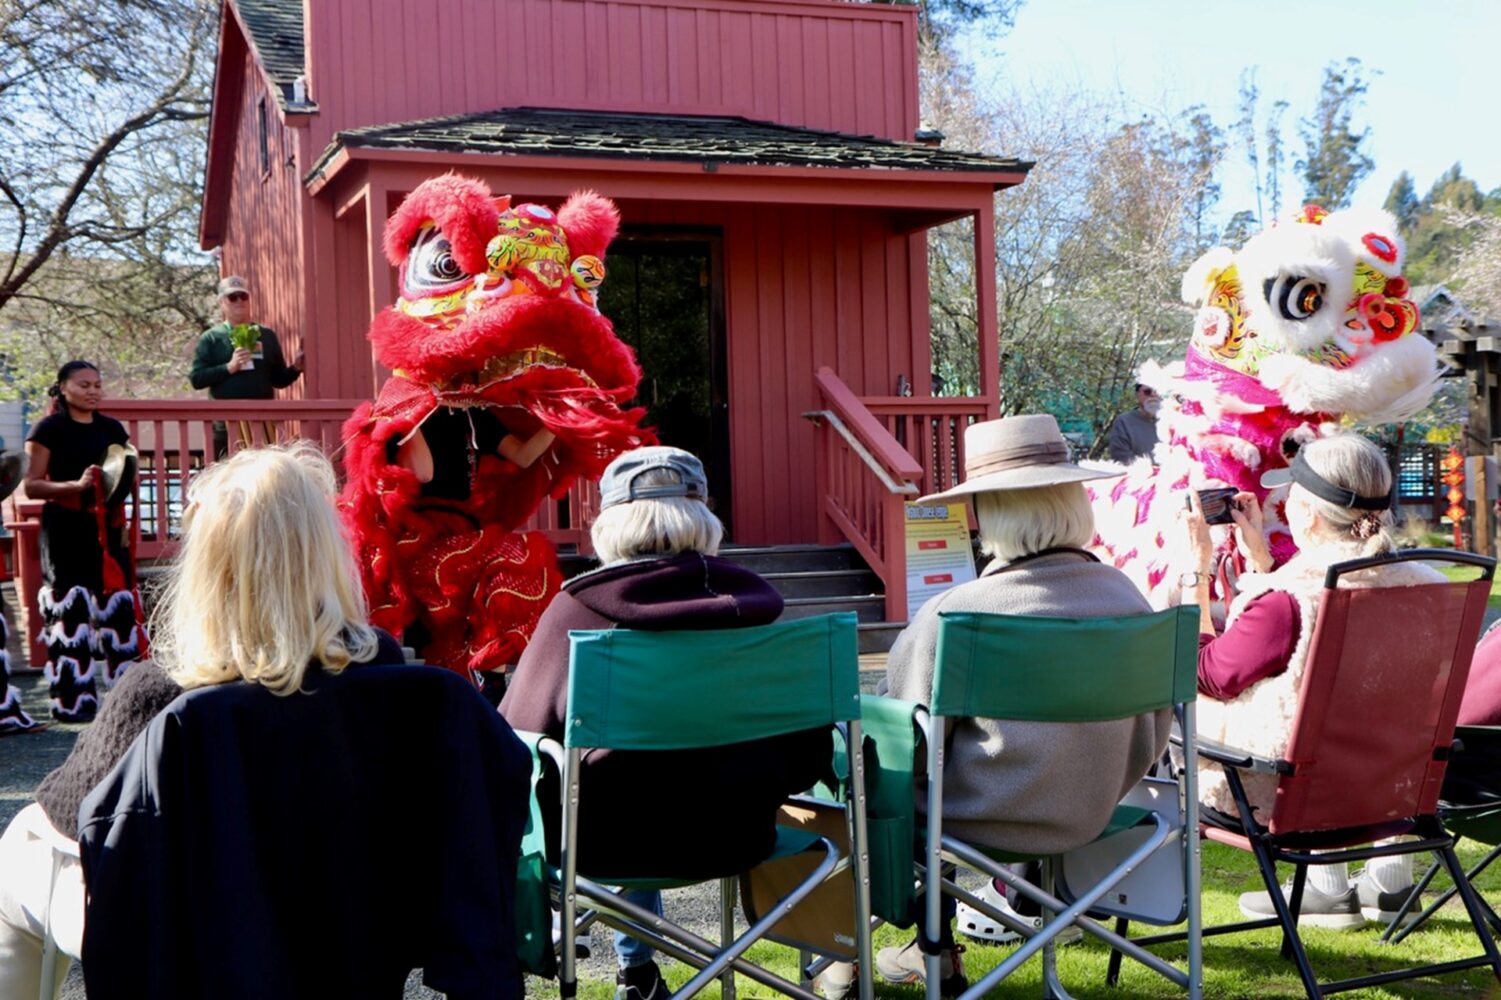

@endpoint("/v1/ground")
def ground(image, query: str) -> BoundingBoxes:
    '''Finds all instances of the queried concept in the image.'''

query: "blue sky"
[960,0,1498,220]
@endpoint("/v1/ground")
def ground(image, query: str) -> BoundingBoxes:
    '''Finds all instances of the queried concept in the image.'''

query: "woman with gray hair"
[1184,432,1442,929]
[857,414,1169,997]
[500,445,830,1000]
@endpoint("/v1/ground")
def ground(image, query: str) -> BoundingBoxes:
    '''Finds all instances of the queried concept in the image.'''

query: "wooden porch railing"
[809,368,922,622]
[863,396,989,501]
[809,368,988,623]
[90,399,599,561]
[5,399,602,666]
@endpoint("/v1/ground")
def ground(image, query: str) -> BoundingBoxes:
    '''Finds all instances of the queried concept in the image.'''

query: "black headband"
[1286,451,1392,511]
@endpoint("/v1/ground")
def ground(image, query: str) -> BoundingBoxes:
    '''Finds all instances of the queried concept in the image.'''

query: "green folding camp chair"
[919,606,1202,1000]
[558,612,874,1000]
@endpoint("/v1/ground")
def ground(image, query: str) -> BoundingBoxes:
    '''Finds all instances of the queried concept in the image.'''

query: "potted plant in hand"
[229,323,261,369]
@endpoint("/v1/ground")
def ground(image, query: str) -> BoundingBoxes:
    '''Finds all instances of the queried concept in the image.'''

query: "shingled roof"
[308,107,1031,182]
[233,0,306,109]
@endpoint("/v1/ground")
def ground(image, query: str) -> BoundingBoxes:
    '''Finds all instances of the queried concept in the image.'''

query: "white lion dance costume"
[1093,205,1441,605]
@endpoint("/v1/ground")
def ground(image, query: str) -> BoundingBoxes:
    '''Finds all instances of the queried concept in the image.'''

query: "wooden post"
[1466,351,1493,553]
[1474,455,1493,557]
[6,501,45,671]
[973,204,1000,420]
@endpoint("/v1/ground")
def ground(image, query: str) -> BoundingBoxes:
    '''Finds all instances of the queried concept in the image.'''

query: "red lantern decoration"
[1441,445,1467,546]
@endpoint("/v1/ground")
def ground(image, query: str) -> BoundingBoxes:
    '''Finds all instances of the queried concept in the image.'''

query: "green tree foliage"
[1221,210,1260,251]
[1384,171,1420,231]
[1387,163,1501,286]
[918,44,1220,450]
[1296,58,1375,210]
[866,0,1023,43]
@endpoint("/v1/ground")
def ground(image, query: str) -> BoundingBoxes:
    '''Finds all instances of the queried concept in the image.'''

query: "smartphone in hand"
[1196,487,1239,526]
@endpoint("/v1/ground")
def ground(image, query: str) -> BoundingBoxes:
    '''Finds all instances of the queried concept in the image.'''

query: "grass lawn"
[531,840,1501,999]
[1438,565,1501,609]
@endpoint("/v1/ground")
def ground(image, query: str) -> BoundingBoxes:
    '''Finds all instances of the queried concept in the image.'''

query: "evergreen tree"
[1222,210,1260,250]
[1384,171,1420,232]
[1296,59,1375,209]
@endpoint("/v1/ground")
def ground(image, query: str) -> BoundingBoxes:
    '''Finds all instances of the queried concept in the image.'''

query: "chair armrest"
[1194,736,1293,775]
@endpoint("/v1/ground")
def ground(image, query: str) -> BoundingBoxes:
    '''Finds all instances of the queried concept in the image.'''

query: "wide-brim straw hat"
[917,414,1115,504]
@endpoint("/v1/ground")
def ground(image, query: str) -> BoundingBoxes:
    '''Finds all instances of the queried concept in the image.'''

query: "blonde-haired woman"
[0,444,403,999]
[151,440,389,692]
[1185,432,1441,928]
[502,445,829,1000]
[869,414,1169,996]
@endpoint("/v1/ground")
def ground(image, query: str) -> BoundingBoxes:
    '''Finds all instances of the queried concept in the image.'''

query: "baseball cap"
[598,446,708,511]
[217,276,250,298]
[1259,450,1391,510]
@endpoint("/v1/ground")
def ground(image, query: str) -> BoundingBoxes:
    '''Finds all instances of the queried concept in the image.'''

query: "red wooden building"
[174,0,1028,622]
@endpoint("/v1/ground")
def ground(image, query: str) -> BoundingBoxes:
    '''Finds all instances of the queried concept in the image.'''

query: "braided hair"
[48,360,99,416]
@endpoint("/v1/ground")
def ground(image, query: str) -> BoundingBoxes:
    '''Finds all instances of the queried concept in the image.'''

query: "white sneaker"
[955,879,1083,945]
[816,961,855,1000]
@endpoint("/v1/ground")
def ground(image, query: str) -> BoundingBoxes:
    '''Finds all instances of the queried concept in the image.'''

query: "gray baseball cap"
[598,446,708,511]
[217,275,250,298]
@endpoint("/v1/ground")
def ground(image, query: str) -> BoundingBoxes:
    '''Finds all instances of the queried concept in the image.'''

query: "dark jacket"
[500,552,832,878]
[190,322,301,399]
[78,651,530,1000]
[36,660,183,838]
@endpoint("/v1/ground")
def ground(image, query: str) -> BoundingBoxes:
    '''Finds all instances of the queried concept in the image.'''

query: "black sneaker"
[1353,869,1421,923]
[1238,877,1364,930]
[616,960,668,1000]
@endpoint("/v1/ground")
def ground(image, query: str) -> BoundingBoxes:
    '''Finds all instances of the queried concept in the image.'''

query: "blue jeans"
[615,889,663,969]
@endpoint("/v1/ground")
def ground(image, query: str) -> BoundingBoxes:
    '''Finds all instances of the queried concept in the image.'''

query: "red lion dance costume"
[339,174,650,677]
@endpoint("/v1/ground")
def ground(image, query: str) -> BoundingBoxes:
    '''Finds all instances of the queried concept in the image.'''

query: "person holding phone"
[1183,433,1441,929]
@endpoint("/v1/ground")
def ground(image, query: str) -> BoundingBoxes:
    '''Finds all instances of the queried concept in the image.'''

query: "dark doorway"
[598,231,731,533]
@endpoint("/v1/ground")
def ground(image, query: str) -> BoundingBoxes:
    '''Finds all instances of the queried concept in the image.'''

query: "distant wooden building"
[192,0,1030,617]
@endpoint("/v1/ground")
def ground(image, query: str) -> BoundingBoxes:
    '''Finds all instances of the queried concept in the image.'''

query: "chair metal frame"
[1380,725,1501,945]
[38,837,81,1000]
[1125,548,1501,999]
[920,606,1202,1000]
[554,612,875,1000]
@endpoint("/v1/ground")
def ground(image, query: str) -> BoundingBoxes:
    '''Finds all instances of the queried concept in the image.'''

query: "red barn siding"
[617,198,929,544]
[218,47,306,397]
[300,170,932,543]
[302,0,918,154]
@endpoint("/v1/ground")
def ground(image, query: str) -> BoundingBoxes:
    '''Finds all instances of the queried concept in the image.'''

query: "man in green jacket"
[190,276,305,458]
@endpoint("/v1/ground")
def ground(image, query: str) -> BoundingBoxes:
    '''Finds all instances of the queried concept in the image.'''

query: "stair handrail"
[802,408,920,496]
[812,367,924,489]
[809,367,926,624]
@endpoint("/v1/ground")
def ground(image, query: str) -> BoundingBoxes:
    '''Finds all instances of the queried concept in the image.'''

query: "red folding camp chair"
[1120,548,1501,999]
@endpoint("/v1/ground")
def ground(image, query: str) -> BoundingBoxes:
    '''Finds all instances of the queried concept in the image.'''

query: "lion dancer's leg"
[0,598,38,734]
[406,526,561,684]
[466,530,560,680]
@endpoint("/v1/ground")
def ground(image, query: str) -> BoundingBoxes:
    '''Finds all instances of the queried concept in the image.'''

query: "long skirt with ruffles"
[0,606,30,733]
[37,503,144,722]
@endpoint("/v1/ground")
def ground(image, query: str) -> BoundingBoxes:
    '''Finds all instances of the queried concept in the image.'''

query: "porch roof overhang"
[306,107,1031,218]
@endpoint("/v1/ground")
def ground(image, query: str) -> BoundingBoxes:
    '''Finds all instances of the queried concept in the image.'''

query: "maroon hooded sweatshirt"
[499,551,833,878]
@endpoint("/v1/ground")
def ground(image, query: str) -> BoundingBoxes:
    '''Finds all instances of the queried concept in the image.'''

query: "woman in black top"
[22,361,143,723]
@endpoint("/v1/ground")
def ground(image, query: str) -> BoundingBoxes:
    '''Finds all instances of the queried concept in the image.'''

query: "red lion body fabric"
[339,174,650,678]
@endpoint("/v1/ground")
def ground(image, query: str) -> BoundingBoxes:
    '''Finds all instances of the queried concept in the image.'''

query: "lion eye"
[406,228,468,292]
[1263,275,1325,321]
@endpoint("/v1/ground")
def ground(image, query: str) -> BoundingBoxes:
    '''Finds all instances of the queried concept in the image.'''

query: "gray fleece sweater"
[885,549,1171,855]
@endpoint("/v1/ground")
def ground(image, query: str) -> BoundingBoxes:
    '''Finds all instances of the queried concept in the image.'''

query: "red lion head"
[372,173,643,436]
